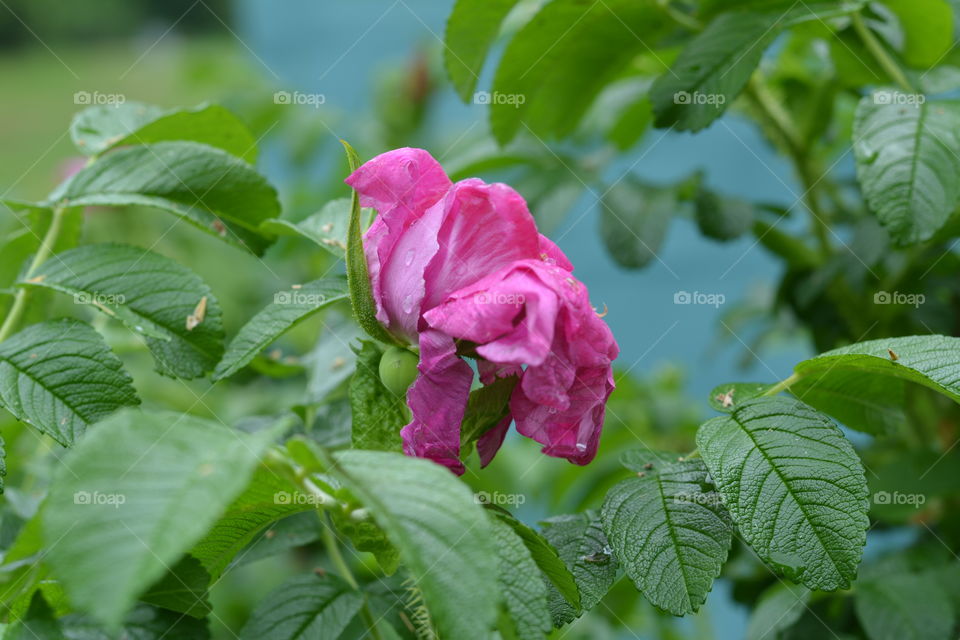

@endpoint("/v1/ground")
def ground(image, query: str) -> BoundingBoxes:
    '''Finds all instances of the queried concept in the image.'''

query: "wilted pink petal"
[477,415,512,468]
[400,329,473,474]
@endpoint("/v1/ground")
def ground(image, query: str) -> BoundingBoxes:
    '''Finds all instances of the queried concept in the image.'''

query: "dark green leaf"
[238,573,363,640]
[460,375,517,448]
[24,243,225,379]
[349,341,406,452]
[445,0,521,101]
[259,198,364,258]
[331,450,498,640]
[140,555,211,619]
[490,516,552,639]
[71,102,258,162]
[43,409,283,627]
[60,604,210,640]
[697,396,869,590]
[601,451,732,615]
[47,141,279,254]
[696,188,755,241]
[790,335,960,434]
[0,319,139,445]
[853,96,960,244]
[213,278,349,381]
[599,178,676,269]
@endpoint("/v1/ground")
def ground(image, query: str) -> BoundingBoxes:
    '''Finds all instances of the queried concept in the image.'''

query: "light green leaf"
[539,512,617,626]
[23,243,225,379]
[445,0,521,101]
[599,178,676,269]
[213,278,349,381]
[46,141,279,254]
[697,396,869,590]
[853,96,960,244]
[43,409,282,627]
[349,341,406,452]
[651,2,865,131]
[71,101,258,162]
[331,450,498,640]
[259,198,366,258]
[881,0,953,68]
[0,319,139,445]
[601,451,732,615]
[341,141,403,346]
[490,0,669,143]
[190,467,313,578]
[490,516,552,640]
[238,573,363,640]
[708,382,773,413]
[746,582,810,640]
[855,573,954,640]
[789,335,960,435]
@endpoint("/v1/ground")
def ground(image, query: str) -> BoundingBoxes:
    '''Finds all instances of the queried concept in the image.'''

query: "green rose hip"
[378,346,419,397]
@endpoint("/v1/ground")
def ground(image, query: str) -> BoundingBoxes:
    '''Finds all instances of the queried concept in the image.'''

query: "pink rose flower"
[346,148,618,474]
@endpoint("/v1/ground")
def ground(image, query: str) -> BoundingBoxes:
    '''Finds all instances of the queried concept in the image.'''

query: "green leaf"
[853,96,960,244]
[213,278,349,381]
[489,0,669,143]
[752,219,820,269]
[71,102,258,162]
[140,555,211,619]
[60,604,210,640]
[46,141,279,254]
[331,450,498,640]
[190,467,313,578]
[488,508,579,613]
[599,178,676,269]
[746,582,810,640]
[881,0,953,68]
[349,341,406,452]
[651,2,865,131]
[789,335,960,435]
[460,375,517,448]
[5,591,62,640]
[708,382,773,413]
[330,507,401,575]
[539,512,617,625]
[303,316,363,406]
[445,0,521,101]
[341,141,403,346]
[232,512,321,568]
[697,396,869,590]
[490,516,552,640]
[23,243,225,379]
[855,573,954,640]
[238,573,363,640]
[259,198,365,258]
[695,188,754,241]
[43,409,282,627]
[601,451,732,615]
[0,319,139,445]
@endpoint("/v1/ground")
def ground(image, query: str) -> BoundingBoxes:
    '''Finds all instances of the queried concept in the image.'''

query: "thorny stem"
[0,205,69,343]
[851,12,916,93]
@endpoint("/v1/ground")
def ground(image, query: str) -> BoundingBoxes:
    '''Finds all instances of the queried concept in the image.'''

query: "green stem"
[763,372,801,397]
[660,1,702,31]
[0,205,68,343]
[851,12,915,93]
[320,513,383,640]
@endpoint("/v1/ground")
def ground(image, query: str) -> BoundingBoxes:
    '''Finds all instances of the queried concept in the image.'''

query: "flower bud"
[378,346,419,397]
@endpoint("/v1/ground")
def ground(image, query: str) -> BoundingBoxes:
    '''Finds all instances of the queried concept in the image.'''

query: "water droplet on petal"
[402,294,415,314]
[404,248,415,266]
[575,443,587,452]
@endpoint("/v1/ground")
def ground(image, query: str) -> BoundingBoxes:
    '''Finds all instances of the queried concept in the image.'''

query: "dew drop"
[404,248,415,266]
[402,294,415,314]
[575,442,587,452]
